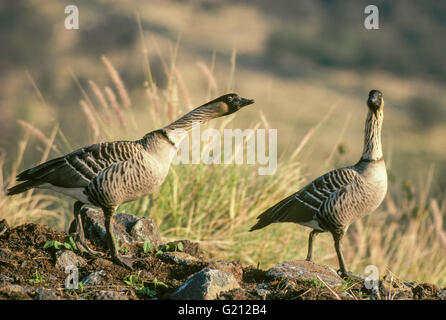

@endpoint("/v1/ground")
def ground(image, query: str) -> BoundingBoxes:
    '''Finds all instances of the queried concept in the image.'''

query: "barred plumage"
[250,90,387,277]
[7,93,254,269]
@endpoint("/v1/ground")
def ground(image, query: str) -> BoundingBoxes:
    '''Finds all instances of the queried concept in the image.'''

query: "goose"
[250,90,387,277]
[7,93,255,268]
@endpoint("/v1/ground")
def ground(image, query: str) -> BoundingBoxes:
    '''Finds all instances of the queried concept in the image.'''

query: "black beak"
[239,97,255,107]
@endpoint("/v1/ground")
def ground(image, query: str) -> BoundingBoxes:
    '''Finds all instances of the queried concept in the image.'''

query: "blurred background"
[0,0,445,284]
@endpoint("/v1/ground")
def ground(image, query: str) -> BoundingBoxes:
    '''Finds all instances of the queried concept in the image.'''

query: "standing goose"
[250,90,387,277]
[7,93,255,268]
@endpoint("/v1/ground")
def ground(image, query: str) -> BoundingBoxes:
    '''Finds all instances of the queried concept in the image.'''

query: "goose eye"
[227,96,233,102]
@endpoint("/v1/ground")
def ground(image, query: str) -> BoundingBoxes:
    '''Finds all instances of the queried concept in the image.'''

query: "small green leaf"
[68,236,78,251]
[153,278,168,288]
[176,242,184,252]
[54,241,62,250]
[143,241,153,253]
[43,240,54,249]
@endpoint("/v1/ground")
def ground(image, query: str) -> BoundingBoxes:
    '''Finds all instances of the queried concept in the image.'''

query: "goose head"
[207,93,255,116]
[367,89,384,117]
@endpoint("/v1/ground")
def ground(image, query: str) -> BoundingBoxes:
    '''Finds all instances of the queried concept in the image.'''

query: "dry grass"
[1,46,445,288]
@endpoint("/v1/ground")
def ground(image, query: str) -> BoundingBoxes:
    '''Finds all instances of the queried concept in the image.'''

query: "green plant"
[43,236,78,252]
[304,277,324,288]
[156,241,184,256]
[123,272,168,297]
[136,234,154,253]
[28,270,46,284]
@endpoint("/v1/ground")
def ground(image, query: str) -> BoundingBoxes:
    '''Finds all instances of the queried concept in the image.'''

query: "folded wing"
[250,167,359,231]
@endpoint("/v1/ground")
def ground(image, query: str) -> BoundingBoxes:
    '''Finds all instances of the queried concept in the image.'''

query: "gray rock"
[0,283,31,298]
[95,290,128,300]
[266,260,343,287]
[69,208,162,248]
[206,261,243,282]
[34,287,60,300]
[55,250,87,271]
[82,270,106,286]
[171,269,240,300]
[159,252,201,266]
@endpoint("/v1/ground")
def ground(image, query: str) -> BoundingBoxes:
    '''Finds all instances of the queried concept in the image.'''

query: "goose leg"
[332,232,348,278]
[306,230,320,262]
[73,201,99,256]
[103,207,135,270]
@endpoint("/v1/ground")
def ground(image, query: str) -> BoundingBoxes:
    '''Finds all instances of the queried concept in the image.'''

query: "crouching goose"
[250,90,387,277]
[7,93,255,269]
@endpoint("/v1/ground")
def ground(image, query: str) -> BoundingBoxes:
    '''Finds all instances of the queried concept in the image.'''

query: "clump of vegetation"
[123,271,168,298]
[43,236,78,252]
[136,234,154,253]
[28,270,46,284]
[156,241,184,255]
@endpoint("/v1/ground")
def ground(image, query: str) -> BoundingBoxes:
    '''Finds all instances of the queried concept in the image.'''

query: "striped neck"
[162,101,229,146]
[361,109,383,161]
[164,102,229,132]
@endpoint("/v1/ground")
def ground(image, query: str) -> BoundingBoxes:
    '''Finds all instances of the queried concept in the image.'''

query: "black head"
[211,93,255,115]
[367,89,383,115]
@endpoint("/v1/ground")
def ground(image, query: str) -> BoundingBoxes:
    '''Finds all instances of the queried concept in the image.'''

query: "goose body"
[8,93,255,268]
[250,90,387,276]
[14,133,173,207]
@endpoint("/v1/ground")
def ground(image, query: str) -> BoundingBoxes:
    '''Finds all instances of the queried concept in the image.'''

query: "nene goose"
[7,93,255,268]
[250,90,387,277]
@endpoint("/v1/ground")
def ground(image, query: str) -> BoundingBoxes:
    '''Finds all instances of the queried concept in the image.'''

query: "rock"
[69,208,162,248]
[171,269,240,300]
[159,252,202,266]
[55,250,87,271]
[0,283,31,299]
[91,257,113,270]
[266,260,343,287]
[206,260,243,283]
[34,287,60,300]
[95,290,128,300]
[82,270,105,286]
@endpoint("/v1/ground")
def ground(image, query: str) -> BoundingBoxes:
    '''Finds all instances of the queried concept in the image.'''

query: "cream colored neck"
[361,109,383,161]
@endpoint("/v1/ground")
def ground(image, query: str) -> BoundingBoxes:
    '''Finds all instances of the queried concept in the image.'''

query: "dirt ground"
[0,220,443,300]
